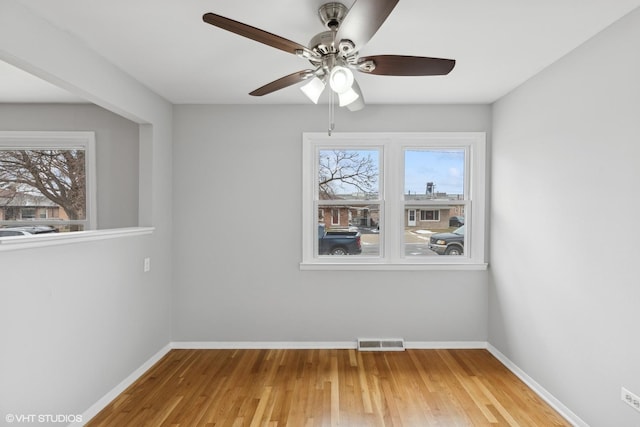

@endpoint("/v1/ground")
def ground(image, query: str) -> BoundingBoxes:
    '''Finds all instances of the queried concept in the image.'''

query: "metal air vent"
[357,338,405,351]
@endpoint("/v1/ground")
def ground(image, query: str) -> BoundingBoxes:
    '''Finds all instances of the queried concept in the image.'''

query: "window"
[420,210,440,221]
[302,132,486,270]
[20,207,36,219]
[331,208,340,225]
[0,131,96,233]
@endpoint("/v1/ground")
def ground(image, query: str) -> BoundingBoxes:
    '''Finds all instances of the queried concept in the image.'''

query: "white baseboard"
[170,341,488,350]
[171,341,358,349]
[486,344,587,427]
[72,343,171,426]
[406,341,488,349]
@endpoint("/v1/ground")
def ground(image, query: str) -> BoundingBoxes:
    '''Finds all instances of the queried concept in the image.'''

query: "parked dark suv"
[429,226,464,255]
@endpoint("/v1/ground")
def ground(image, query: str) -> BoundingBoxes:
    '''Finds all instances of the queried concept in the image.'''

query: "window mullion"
[384,140,403,262]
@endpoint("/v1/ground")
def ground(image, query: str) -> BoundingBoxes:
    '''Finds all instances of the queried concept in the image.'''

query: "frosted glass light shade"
[338,87,359,107]
[300,77,326,104]
[329,66,354,94]
[346,80,365,111]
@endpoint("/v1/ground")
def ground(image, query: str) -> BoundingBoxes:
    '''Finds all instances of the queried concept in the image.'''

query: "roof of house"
[0,190,58,207]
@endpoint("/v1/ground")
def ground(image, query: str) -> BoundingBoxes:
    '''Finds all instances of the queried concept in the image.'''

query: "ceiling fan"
[202,0,455,118]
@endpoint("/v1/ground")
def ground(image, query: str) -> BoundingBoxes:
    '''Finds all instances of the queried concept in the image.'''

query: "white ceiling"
[0,60,86,103]
[5,0,640,105]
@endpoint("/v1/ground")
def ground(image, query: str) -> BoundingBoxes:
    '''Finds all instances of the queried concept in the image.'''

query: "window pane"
[404,149,465,198]
[317,202,380,256]
[404,149,466,257]
[0,149,87,232]
[318,149,379,200]
[316,149,380,257]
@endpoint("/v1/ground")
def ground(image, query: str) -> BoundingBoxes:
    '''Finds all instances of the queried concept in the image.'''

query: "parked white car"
[0,226,58,237]
[0,228,32,237]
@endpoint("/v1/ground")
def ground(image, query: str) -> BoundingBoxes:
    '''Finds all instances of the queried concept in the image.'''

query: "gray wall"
[0,103,139,229]
[0,1,173,421]
[172,104,491,343]
[0,233,167,419]
[490,7,640,427]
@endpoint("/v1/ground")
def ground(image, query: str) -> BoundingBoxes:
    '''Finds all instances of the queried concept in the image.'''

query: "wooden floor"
[87,349,570,426]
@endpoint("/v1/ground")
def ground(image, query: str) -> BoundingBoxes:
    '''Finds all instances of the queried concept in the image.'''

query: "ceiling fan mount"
[202,0,455,113]
[303,3,355,74]
[318,2,349,30]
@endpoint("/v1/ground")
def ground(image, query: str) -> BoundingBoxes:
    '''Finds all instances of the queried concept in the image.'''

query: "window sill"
[299,262,488,271]
[0,227,155,251]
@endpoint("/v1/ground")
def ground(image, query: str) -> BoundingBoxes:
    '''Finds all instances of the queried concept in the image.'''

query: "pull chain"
[328,28,337,136]
[328,89,335,136]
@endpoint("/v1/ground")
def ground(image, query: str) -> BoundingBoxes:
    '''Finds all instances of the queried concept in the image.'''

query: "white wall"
[490,7,640,427]
[172,104,490,343]
[0,0,173,420]
[0,103,139,229]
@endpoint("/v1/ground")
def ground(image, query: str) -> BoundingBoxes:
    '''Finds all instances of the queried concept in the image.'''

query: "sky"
[319,148,465,196]
[404,149,465,195]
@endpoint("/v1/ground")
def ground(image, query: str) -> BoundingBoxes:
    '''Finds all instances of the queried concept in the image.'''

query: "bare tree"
[0,150,86,220]
[318,150,377,199]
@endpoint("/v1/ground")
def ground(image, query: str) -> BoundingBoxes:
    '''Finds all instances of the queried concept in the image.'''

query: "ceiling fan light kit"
[338,87,360,107]
[300,76,326,104]
[345,80,365,112]
[202,0,455,133]
[329,66,355,94]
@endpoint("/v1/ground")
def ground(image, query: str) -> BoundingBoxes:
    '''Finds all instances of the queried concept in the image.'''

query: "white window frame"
[301,132,487,270]
[0,131,97,231]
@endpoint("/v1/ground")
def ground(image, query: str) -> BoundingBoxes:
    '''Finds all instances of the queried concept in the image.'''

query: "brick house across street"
[318,205,379,229]
[404,192,464,230]
[318,192,464,231]
[0,188,68,222]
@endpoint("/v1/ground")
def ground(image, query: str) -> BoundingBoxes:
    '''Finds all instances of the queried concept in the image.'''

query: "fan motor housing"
[309,31,337,56]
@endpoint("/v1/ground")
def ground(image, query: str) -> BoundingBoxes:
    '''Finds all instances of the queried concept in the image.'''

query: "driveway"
[357,228,438,256]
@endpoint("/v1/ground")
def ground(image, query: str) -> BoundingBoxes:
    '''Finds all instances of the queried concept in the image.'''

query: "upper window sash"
[314,145,383,202]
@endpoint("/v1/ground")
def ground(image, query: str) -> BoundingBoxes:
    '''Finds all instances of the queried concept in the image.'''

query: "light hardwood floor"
[87,349,570,426]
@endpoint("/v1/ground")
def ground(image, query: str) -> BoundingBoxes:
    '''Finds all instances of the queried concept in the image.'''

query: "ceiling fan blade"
[203,13,307,55]
[250,70,314,96]
[358,55,456,76]
[335,0,399,52]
